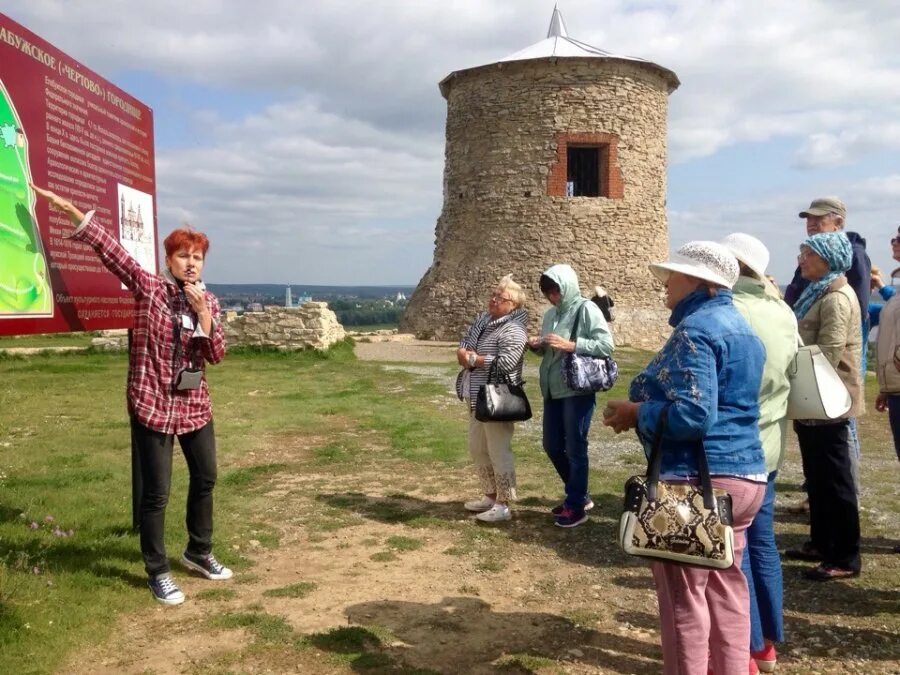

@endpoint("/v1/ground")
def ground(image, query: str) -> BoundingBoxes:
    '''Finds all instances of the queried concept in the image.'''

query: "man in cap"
[784,197,871,331]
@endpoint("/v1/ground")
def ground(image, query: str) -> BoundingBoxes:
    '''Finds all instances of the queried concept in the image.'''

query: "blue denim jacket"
[629,289,766,477]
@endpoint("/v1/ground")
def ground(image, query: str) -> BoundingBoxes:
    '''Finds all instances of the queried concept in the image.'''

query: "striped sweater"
[455,308,529,411]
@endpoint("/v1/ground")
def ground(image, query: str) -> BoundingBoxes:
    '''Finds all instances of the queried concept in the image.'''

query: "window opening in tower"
[566,145,604,197]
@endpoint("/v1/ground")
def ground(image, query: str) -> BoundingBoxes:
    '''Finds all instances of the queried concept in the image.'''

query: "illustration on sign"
[117,183,155,289]
[0,76,53,317]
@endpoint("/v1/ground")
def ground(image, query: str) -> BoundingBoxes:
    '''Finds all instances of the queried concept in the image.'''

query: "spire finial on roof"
[547,4,568,38]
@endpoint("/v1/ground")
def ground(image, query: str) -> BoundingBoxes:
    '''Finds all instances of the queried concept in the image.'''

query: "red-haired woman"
[32,184,230,606]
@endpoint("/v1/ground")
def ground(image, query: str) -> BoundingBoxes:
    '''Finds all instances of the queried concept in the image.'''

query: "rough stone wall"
[402,58,674,349]
[223,302,346,351]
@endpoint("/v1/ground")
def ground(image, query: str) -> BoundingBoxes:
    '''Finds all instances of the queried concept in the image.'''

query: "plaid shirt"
[73,212,226,434]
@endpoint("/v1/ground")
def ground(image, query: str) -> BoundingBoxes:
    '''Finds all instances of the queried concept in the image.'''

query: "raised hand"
[29,183,86,227]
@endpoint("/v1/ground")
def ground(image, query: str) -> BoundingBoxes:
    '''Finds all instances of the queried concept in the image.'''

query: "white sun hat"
[649,241,740,289]
[720,233,770,280]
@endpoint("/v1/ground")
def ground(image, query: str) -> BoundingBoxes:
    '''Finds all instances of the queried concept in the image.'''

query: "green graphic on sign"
[0,78,52,316]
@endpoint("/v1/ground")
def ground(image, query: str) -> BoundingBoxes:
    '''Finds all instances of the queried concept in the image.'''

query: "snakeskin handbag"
[618,406,735,569]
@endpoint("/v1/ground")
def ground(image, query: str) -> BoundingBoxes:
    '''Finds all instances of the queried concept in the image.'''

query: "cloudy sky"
[6,0,900,286]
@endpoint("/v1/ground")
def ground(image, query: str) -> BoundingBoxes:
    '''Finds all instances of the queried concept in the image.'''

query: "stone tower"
[402,8,679,348]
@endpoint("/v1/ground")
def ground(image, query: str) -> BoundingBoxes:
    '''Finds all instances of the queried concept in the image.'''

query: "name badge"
[181,314,195,330]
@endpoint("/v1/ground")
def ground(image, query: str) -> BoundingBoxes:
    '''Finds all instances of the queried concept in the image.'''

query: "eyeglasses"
[490,293,513,303]
[892,237,900,245]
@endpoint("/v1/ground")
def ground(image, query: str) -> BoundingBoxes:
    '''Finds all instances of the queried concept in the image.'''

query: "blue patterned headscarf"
[792,232,852,319]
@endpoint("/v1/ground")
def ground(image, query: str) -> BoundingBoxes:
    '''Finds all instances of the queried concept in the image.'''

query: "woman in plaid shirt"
[33,184,231,606]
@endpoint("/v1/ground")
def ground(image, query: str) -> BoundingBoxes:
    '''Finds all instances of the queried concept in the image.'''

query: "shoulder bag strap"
[568,300,588,342]
[169,290,197,370]
[645,402,716,510]
[694,437,716,510]
[645,404,669,501]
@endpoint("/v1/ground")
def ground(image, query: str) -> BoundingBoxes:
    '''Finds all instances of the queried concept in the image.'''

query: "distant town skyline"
[5,1,900,286]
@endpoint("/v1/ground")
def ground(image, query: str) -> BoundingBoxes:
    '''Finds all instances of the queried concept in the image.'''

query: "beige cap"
[799,197,846,219]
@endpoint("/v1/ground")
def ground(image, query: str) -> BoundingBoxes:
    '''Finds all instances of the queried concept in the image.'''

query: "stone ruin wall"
[222,302,346,350]
[402,59,673,350]
[79,303,347,352]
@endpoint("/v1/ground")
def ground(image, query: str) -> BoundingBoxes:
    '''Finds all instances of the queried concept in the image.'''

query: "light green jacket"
[536,264,614,400]
[732,276,799,472]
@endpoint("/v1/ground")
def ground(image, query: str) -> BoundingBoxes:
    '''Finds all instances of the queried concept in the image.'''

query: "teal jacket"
[732,276,799,472]
[535,264,614,400]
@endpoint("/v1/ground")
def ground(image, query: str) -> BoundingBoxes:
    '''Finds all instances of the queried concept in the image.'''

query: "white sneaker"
[464,496,495,512]
[181,552,233,580]
[148,573,185,606]
[475,504,511,522]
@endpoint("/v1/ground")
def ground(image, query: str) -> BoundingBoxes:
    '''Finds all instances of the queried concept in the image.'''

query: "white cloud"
[10,1,900,156]
[669,174,900,285]
[4,0,900,282]
[153,99,443,283]
[794,122,900,168]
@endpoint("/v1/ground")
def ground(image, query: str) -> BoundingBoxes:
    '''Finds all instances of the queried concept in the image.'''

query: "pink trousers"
[651,477,766,675]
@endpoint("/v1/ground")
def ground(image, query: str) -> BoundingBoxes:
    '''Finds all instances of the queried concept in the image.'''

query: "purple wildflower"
[28,521,39,530]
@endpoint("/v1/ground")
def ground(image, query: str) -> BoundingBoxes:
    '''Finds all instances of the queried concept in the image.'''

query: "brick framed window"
[547,132,624,198]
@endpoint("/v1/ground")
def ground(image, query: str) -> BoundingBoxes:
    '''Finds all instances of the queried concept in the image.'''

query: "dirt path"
[58,344,900,674]
[60,449,900,674]
[61,460,666,674]
[353,336,457,363]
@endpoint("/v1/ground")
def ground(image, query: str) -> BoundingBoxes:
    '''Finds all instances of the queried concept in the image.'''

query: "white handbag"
[786,344,852,420]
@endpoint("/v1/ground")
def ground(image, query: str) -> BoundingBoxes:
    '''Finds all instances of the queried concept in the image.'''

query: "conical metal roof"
[439,6,679,97]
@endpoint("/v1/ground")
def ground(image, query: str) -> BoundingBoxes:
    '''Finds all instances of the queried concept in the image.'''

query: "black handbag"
[561,301,618,393]
[475,360,532,422]
[618,405,736,568]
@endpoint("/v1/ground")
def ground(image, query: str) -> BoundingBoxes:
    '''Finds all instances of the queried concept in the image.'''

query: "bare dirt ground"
[58,341,900,674]
[352,337,457,364]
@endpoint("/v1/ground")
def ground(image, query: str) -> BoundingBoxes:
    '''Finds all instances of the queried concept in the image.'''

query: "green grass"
[262,582,317,599]
[494,653,560,671]
[384,535,423,552]
[195,587,238,602]
[0,332,93,349]
[301,625,442,673]
[220,463,291,488]
[2,343,898,674]
[369,551,398,562]
[208,610,294,644]
[0,339,482,673]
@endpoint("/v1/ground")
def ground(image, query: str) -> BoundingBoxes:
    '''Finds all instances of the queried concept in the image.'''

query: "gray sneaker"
[181,552,233,580]
[148,573,185,606]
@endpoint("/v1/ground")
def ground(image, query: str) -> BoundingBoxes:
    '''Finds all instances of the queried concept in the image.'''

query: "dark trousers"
[131,418,218,576]
[542,393,596,510]
[888,395,900,461]
[795,420,861,572]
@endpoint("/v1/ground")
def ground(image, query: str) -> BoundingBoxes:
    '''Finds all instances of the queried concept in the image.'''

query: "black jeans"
[794,420,861,572]
[888,395,900,462]
[132,418,218,576]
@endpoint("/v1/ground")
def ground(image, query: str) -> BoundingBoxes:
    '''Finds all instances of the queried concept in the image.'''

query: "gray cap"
[799,196,846,219]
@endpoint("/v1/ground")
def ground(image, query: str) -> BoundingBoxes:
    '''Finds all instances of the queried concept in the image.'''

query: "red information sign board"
[0,13,156,335]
